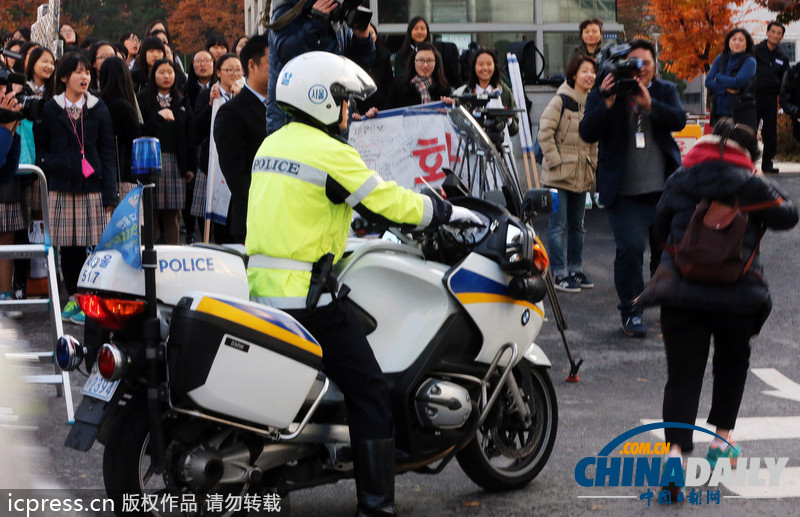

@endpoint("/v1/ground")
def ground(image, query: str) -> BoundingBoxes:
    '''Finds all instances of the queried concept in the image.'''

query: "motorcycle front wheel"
[102,392,250,517]
[456,364,557,492]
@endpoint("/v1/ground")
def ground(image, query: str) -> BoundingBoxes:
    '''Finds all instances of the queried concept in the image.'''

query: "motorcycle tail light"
[97,343,127,381]
[55,334,84,371]
[74,293,146,330]
[533,236,549,273]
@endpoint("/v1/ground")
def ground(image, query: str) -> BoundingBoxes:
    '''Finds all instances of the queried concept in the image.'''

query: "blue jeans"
[547,189,587,278]
[606,195,659,318]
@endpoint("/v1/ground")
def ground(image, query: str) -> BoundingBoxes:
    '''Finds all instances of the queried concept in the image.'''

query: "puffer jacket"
[637,135,798,319]
[538,82,597,193]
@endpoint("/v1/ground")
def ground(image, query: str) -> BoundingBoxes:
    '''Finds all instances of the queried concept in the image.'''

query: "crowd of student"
[0,21,255,324]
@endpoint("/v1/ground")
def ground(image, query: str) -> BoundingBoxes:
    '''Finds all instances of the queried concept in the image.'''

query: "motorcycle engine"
[414,379,472,430]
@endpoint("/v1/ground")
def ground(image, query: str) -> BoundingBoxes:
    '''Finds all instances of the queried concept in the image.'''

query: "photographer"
[266,0,375,133]
[579,39,685,338]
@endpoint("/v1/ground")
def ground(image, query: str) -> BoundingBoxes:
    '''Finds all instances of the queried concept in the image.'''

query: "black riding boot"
[353,438,397,517]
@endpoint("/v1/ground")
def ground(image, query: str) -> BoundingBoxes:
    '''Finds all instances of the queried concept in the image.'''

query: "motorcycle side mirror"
[441,169,471,200]
[522,188,559,222]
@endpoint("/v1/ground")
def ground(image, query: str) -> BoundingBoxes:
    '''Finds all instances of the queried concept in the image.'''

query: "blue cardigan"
[579,79,686,207]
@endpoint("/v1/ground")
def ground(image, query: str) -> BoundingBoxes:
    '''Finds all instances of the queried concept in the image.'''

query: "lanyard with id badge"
[632,102,645,149]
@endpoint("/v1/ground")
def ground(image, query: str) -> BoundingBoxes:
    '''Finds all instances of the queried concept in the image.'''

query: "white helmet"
[276,51,376,127]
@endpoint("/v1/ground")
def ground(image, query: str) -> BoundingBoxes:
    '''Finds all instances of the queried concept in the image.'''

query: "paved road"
[1,173,798,516]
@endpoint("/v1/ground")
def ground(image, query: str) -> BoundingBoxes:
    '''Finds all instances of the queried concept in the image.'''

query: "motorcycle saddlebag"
[167,293,323,429]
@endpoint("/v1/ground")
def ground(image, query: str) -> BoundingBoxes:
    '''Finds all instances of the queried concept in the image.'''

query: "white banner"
[348,102,457,191]
[205,97,231,225]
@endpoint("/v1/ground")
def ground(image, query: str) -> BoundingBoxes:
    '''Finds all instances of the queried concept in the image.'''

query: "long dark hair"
[401,16,431,50]
[712,117,760,162]
[401,42,448,88]
[134,36,166,76]
[99,56,138,112]
[723,28,755,56]
[142,58,182,103]
[467,48,500,90]
[24,46,56,100]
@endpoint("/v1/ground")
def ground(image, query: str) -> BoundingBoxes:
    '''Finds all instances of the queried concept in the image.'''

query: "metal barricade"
[0,165,73,423]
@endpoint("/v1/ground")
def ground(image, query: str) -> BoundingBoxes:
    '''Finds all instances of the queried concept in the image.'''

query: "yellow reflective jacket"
[246,122,450,300]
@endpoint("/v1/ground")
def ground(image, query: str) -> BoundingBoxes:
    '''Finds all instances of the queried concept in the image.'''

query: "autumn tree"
[168,0,244,53]
[617,0,657,40]
[0,0,42,33]
[648,0,746,80]
[754,0,800,23]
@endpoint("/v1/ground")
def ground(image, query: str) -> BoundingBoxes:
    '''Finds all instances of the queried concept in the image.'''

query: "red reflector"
[97,345,116,380]
[74,294,145,330]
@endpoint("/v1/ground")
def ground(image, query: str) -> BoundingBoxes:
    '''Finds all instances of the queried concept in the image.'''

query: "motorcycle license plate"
[81,365,119,402]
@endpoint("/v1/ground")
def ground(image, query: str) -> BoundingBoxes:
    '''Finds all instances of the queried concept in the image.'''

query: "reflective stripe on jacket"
[246,122,445,299]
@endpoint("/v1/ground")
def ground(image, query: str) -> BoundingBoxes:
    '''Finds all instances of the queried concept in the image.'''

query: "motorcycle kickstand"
[544,268,583,382]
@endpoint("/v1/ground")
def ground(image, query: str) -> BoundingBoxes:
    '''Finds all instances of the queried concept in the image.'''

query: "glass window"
[377,0,534,24]
[779,41,795,63]
[543,0,615,24]
[542,32,582,77]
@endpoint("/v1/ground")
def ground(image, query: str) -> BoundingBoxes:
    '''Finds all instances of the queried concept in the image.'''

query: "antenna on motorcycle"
[418,176,445,201]
[131,137,168,472]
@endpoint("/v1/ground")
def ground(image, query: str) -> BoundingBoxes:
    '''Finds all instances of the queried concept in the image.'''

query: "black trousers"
[660,306,758,453]
[756,94,778,167]
[60,246,89,296]
[287,300,393,441]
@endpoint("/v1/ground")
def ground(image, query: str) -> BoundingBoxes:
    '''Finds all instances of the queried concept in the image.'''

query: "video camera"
[313,0,372,32]
[453,92,520,151]
[597,43,643,97]
[0,68,44,123]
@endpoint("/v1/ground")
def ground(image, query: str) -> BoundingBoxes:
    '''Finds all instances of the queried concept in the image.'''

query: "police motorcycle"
[59,64,558,517]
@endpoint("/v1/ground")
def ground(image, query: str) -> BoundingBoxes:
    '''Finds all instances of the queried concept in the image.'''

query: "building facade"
[244,0,622,78]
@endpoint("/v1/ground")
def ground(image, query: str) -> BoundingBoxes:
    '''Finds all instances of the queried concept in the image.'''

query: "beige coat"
[537,82,597,193]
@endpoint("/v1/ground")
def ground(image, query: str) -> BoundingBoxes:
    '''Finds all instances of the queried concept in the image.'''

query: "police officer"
[755,21,788,173]
[246,52,478,517]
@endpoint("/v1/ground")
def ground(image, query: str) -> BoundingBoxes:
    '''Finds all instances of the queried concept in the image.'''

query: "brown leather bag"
[668,196,782,283]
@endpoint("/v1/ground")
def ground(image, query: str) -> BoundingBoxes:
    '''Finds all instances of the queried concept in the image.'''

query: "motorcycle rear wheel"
[103,392,250,517]
[456,364,557,492]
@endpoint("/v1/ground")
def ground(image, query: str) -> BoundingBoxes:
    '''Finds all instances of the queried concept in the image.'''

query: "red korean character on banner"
[412,137,447,184]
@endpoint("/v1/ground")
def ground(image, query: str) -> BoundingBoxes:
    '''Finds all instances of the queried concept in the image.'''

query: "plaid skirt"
[23,177,43,218]
[190,170,207,218]
[0,202,25,232]
[155,152,185,211]
[48,191,108,247]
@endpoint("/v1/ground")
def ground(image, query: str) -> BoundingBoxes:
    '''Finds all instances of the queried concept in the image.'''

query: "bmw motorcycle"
[60,170,558,515]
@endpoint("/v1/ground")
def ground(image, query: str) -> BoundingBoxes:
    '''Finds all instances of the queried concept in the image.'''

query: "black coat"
[579,79,686,207]
[384,77,451,109]
[359,45,393,112]
[34,93,118,207]
[213,86,268,238]
[137,91,197,176]
[638,140,798,319]
[755,40,789,97]
[779,63,800,141]
[104,98,142,184]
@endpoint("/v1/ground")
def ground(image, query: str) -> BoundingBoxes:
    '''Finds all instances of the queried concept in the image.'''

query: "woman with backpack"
[537,55,598,293]
[706,28,757,130]
[637,119,798,497]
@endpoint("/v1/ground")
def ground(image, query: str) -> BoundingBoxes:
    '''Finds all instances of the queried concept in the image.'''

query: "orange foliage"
[167,0,244,53]
[648,0,746,80]
[0,0,44,32]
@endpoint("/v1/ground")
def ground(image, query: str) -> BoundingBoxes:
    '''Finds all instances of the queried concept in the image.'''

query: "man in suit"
[214,35,270,243]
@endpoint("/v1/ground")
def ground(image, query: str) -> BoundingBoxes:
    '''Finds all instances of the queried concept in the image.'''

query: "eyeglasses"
[125,36,140,43]
[195,58,213,64]
[415,58,436,65]
[221,68,243,74]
